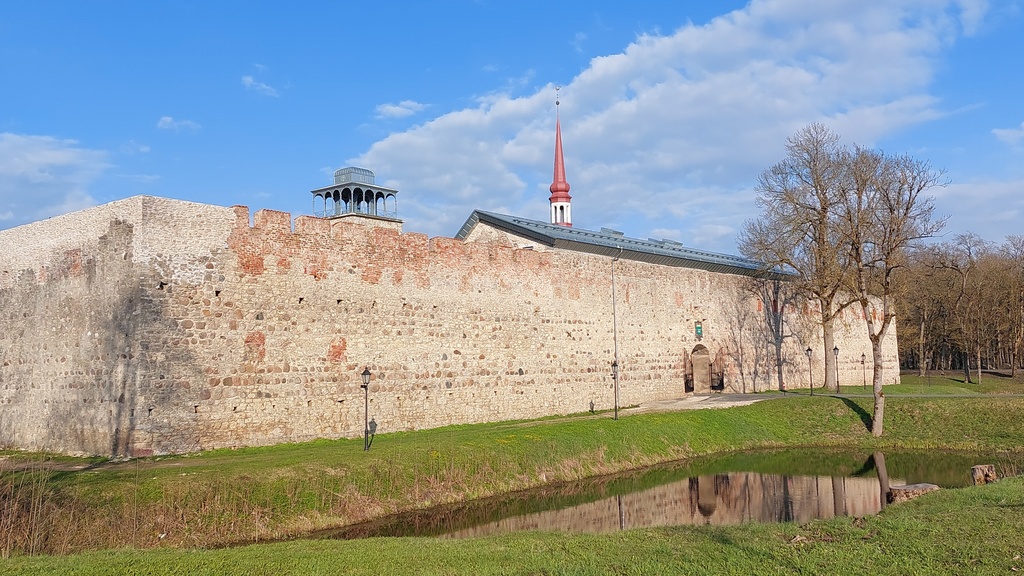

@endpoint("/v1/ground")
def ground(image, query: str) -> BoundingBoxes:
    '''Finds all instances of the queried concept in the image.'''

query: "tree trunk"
[831,476,847,517]
[1015,301,1023,377]
[976,347,983,385]
[870,339,885,437]
[917,318,926,377]
[871,388,885,436]
[874,452,889,508]
[823,320,838,393]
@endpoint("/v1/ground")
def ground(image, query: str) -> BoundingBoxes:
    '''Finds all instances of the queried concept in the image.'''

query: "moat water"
[316,448,1019,539]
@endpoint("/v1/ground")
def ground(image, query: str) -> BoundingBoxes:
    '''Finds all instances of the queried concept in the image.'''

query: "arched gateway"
[691,344,711,394]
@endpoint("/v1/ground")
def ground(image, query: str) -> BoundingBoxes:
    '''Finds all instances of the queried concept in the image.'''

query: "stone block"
[887,483,939,504]
[971,464,998,486]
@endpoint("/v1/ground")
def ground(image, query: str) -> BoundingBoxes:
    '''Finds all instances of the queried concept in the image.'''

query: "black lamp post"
[833,345,840,391]
[861,353,866,391]
[611,360,619,421]
[805,347,813,396]
[360,367,371,451]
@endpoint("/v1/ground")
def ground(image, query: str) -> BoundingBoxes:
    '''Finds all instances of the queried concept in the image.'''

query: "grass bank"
[4,393,1024,558]
[4,475,1024,575]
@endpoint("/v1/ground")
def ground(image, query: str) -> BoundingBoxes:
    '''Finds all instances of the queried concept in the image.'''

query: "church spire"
[549,87,572,227]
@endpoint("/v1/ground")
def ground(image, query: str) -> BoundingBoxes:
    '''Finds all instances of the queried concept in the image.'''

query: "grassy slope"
[4,477,1023,575]
[4,381,1024,572]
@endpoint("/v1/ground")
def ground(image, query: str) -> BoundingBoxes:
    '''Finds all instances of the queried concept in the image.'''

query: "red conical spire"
[549,90,572,227]
[549,119,571,202]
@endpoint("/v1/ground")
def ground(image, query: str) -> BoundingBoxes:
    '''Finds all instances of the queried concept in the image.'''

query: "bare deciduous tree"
[837,148,946,436]
[1004,236,1024,377]
[930,234,991,384]
[739,123,852,393]
[743,124,946,436]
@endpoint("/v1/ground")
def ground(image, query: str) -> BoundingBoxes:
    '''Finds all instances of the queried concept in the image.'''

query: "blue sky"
[1,0,1021,254]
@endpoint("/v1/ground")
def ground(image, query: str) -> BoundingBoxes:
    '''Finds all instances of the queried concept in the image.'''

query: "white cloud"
[156,116,201,131]
[0,133,109,228]
[955,0,988,35]
[573,32,587,54]
[993,121,1024,147]
[649,228,683,242]
[931,178,1024,242]
[242,75,279,97]
[120,140,151,154]
[354,0,990,253]
[375,100,428,119]
[118,174,160,184]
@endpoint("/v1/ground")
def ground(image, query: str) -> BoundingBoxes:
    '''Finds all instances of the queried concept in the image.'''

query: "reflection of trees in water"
[323,448,1004,541]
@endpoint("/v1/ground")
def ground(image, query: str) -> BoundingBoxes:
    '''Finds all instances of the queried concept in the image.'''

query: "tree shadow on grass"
[838,397,873,432]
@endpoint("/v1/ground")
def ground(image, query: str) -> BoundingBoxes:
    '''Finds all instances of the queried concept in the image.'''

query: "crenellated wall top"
[0,196,552,288]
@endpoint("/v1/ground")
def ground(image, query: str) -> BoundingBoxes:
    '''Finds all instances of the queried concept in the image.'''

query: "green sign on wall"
[695,321,703,339]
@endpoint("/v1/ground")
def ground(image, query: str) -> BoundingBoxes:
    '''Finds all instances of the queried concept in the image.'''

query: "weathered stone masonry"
[0,195,898,456]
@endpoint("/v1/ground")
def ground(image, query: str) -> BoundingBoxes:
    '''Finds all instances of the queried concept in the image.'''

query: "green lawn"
[4,476,1023,575]
[4,393,1024,574]
[783,369,1024,396]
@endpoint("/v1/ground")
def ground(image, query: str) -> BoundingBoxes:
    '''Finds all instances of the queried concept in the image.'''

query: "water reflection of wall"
[444,473,888,538]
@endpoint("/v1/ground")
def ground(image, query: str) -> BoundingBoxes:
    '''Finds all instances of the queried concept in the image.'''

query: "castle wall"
[0,196,899,456]
[0,197,240,454]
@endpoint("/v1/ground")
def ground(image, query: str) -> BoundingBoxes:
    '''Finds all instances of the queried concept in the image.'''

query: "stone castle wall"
[0,196,899,456]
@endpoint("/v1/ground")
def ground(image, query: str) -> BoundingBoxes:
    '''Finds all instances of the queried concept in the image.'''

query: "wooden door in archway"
[692,345,711,394]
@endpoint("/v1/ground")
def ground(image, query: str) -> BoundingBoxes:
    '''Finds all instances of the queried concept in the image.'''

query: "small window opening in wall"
[147,407,153,416]
[194,405,199,413]
[255,312,264,320]
[308,400,312,407]
[298,297,304,304]
[336,299,342,304]
[215,290,221,297]
[233,406,237,412]
[130,409,135,418]
[157,281,167,290]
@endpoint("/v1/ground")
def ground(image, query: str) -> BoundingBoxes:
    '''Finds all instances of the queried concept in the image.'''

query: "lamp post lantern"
[611,360,619,421]
[833,346,839,391]
[861,353,866,391]
[360,367,371,451]
[805,347,813,396]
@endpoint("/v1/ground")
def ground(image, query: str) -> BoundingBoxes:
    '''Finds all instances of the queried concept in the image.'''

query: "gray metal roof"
[455,210,792,280]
